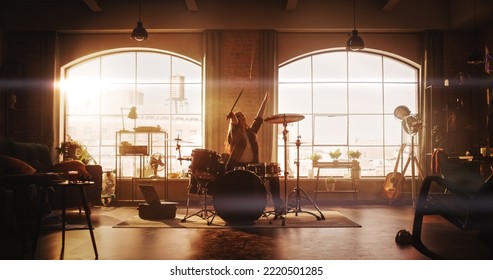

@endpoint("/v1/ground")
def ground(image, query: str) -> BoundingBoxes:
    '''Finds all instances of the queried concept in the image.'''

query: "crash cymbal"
[265,113,305,124]
[173,138,195,144]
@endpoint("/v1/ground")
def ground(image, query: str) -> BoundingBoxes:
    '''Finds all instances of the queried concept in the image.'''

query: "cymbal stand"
[181,177,216,225]
[274,117,289,225]
[286,136,325,220]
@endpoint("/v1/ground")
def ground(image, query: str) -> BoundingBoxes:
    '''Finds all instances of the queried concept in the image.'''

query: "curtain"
[421,30,443,176]
[203,30,224,152]
[258,30,278,162]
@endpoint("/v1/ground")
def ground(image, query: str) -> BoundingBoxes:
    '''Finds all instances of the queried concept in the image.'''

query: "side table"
[34,180,98,259]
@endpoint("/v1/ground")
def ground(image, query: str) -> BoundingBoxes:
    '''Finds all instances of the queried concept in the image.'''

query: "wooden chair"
[411,150,493,259]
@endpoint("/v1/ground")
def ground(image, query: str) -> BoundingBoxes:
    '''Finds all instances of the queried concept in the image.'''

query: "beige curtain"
[258,30,278,163]
[203,30,225,152]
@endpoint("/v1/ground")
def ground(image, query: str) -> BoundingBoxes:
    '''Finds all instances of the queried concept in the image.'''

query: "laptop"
[138,185,162,206]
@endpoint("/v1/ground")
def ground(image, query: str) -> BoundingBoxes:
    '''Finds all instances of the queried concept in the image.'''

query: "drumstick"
[227,88,244,119]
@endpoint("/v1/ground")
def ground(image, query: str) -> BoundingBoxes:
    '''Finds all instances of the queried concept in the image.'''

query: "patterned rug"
[113,210,361,228]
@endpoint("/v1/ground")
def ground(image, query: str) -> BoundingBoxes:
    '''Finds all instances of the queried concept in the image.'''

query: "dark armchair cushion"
[0,155,37,175]
[7,142,52,172]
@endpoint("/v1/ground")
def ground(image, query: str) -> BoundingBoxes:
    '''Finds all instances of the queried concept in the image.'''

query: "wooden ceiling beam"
[286,0,298,11]
[381,0,400,12]
[82,0,102,12]
[184,0,199,12]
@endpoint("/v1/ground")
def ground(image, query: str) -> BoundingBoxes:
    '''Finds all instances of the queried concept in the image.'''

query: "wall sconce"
[346,0,365,51]
[121,106,138,132]
[131,0,148,41]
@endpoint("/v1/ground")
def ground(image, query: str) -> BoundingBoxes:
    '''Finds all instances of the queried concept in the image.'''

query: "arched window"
[278,50,419,177]
[61,50,202,175]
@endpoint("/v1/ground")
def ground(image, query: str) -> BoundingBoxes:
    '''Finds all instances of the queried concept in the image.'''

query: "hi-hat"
[265,113,305,124]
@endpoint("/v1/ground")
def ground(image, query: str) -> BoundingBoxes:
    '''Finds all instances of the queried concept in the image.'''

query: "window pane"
[384,58,417,82]
[348,52,382,82]
[313,83,347,114]
[279,57,312,82]
[312,52,347,82]
[348,83,382,113]
[349,115,383,145]
[278,84,312,113]
[384,83,417,114]
[101,52,136,83]
[137,52,171,83]
[314,115,347,145]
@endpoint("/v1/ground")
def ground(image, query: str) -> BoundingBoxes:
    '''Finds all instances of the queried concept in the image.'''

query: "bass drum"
[213,170,267,224]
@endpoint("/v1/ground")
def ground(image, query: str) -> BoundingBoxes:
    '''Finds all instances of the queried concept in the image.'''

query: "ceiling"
[1,0,492,32]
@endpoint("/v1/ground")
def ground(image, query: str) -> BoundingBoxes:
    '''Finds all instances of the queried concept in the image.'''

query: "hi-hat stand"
[286,136,325,220]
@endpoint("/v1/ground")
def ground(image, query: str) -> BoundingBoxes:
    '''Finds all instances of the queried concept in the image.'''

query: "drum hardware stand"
[181,177,216,225]
[286,136,325,220]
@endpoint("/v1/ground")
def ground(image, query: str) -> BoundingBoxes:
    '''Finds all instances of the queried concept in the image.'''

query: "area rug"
[113,210,361,228]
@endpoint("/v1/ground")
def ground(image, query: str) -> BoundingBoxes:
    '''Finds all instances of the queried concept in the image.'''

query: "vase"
[325,182,336,191]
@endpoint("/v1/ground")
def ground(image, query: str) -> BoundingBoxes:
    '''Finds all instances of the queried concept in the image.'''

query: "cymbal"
[173,138,194,144]
[177,156,192,161]
[265,113,305,124]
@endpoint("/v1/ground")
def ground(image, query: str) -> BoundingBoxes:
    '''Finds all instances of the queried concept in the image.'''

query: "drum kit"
[178,112,325,226]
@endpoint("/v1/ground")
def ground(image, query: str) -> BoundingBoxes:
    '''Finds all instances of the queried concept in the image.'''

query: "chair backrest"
[435,149,485,194]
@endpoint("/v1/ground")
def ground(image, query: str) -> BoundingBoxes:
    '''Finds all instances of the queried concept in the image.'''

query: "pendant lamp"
[346,0,365,51]
[131,0,148,41]
[467,0,484,65]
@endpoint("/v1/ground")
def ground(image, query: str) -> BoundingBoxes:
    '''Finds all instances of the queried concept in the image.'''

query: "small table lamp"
[121,106,138,132]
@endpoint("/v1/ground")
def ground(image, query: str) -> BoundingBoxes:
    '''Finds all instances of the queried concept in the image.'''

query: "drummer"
[225,92,284,214]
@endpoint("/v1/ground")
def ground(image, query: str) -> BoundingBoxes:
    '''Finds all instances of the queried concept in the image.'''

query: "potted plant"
[325,176,336,191]
[56,136,97,165]
[328,148,342,161]
[347,150,362,179]
[310,152,322,167]
[328,148,342,166]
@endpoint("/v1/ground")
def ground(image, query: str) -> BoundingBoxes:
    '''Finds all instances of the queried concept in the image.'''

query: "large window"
[278,50,419,177]
[62,50,202,175]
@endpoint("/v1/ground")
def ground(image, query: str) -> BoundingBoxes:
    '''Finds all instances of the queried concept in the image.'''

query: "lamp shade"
[346,30,365,51]
[131,22,148,41]
[393,105,411,121]
[127,106,138,119]
[467,45,484,65]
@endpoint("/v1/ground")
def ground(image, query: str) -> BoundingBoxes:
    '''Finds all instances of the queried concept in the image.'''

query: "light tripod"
[400,132,424,208]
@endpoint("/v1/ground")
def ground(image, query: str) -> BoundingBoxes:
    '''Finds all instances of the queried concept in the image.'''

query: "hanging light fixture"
[131,0,148,42]
[346,0,365,51]
[467,0,484,65]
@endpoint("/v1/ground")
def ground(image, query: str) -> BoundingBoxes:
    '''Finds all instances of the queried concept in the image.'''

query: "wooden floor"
[22,202,491,260]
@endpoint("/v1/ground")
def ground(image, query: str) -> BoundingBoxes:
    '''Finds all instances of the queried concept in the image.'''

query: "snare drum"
[264,162,280,178]
[190,149,222,181]
[246,163,266,178]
